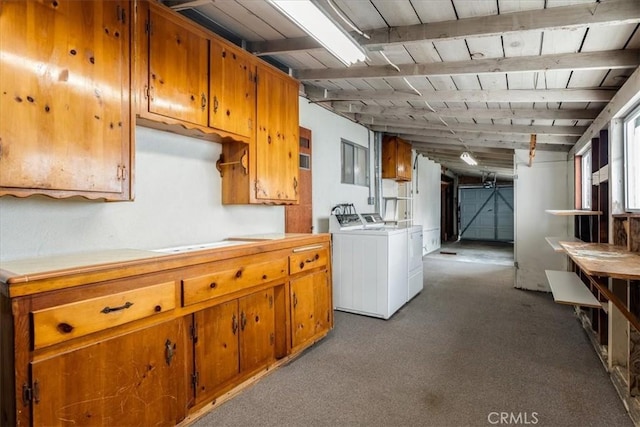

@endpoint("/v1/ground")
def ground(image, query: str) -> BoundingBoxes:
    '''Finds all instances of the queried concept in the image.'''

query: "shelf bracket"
[216,149,248,177]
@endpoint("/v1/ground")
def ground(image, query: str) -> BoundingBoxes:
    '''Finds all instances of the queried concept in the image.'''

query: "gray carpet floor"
[194,256,631,427]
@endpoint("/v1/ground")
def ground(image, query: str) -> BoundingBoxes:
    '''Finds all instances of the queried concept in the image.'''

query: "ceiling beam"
[372,128,572,152]
[295,50,640,81]
[349,115,587,135]
[330,103,600,121]
[408,142,514,156]
[248,0,640,55]
[366,125,578,144]
[305,87,615,103]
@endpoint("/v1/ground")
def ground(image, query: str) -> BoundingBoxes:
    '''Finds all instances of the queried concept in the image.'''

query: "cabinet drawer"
[32,282,176,349]
[289,246,329,275]
[182,258,288,306]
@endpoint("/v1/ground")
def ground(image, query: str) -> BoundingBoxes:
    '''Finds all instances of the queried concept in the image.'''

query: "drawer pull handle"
[101,301,133,314]
[165,339,176,366]
[232,313,238,335]
[292,245,323,253]
[240,311,247,331]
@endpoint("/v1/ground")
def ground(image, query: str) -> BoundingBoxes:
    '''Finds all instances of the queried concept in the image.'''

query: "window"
[341,139,369,186]
[624,106,640,211]
[581,147,592,210]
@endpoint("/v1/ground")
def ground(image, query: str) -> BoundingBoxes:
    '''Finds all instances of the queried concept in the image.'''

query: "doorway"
[285,127,312,233]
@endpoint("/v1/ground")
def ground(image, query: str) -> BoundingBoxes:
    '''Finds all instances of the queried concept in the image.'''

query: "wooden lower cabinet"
[194,289,275,404]
[30,317,193,426]
[291,270,332,350]
[1,235,333,426]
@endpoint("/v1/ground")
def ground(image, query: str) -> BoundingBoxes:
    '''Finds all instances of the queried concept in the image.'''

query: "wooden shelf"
[545,209,602,215]
[545,236,581,252]
[545,270,600,308]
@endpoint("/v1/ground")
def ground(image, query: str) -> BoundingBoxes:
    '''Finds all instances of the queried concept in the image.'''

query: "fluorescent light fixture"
[460,152,478,166]
[268,0,367,66]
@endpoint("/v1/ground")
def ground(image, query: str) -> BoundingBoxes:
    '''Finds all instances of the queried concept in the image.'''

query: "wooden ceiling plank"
[247,0,640,55]
[294,50,640,81]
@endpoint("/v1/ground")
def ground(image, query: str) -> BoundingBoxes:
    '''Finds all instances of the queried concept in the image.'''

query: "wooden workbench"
[559,241,640,280]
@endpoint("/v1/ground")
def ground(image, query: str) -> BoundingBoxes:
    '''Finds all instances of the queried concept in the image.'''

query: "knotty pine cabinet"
[210,43,256,139]
[221,64,299,204]
[134,0,256,144]
[30,318,193,426]
[0,235,332,426]
[289,244,332,350]
[194,289,276,405]
[145,4,209,127]
[382,136,413,182]
[0,0,133,200]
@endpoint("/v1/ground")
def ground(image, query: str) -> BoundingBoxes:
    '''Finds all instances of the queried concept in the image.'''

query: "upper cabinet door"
[0,0,131,200]
[210,42,256,138]
[147,8,208,126]
[255,65,299,203]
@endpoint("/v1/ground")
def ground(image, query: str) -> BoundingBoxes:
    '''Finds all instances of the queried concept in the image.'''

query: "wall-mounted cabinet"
[0,0,133,200]
[145,6,209,127]
[382,136,412,182]
[220,64,299,204]
[210,43,256,139]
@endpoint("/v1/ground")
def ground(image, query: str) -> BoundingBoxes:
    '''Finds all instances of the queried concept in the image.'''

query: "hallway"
[193,254,630,426]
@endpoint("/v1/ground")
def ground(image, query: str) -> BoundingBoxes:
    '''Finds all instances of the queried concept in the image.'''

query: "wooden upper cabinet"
[254,64,299,203]
[210,42,256,139]
[0,0,132,200]
[146,7,209,127]
[382,136,413,181]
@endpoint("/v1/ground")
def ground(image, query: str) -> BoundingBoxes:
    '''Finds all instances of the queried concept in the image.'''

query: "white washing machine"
[330,213,408,319]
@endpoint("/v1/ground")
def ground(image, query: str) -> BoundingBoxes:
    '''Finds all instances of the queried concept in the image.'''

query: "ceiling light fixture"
[267,0,367,66]
[460,152,478,166]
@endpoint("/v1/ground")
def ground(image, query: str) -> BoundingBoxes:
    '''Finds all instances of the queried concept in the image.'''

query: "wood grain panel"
[194,300,240,404]
[32,281,175,349]
[210,42,256,138]
[31,318,192,426]
[239,289,275,373]
[0,0,130,198]
[182,258,287,306]
[148,8,208,126]
[289,247,328,275]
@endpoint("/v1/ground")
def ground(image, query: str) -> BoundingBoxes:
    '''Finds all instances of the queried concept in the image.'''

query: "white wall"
[514,149,569,291]
[0,126,283,262]
[298,98,374,233]
[0,99,437,262]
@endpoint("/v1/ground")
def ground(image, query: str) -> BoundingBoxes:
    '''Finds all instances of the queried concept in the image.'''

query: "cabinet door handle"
[232,313,238,335]
[213,95,219,113]
[293,293,298,308]
[240,311,247,331]
[293,177,298,190]
[165,339,175,366]
[101,301,133,314]
[201,93,207,110]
